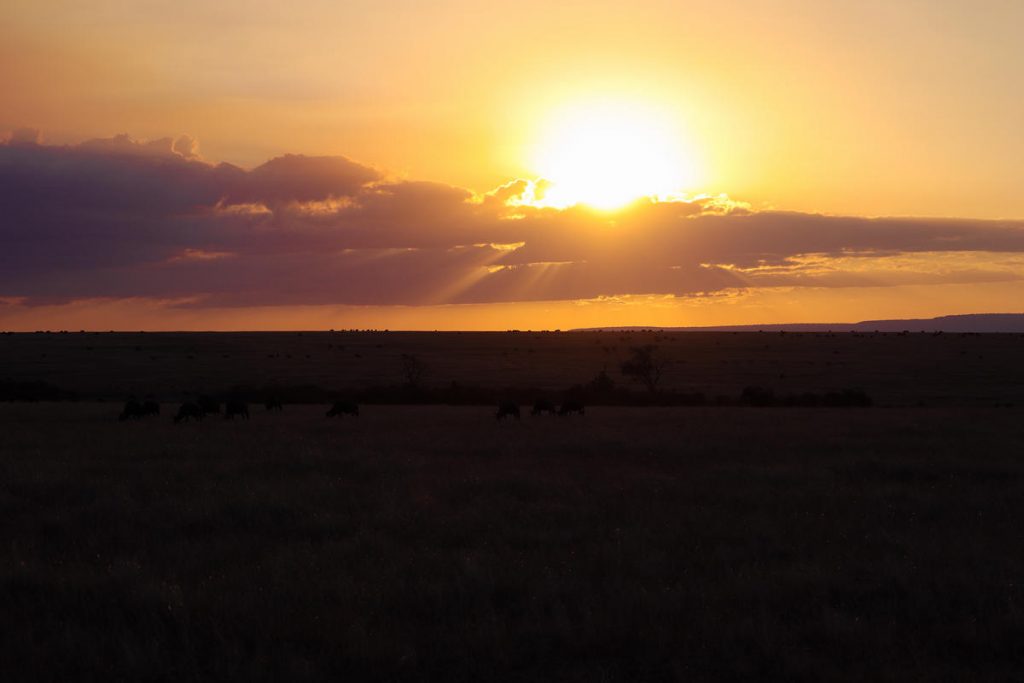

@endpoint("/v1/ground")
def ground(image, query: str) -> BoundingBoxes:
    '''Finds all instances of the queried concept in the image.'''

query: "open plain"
[3,329,1024,406]
[2,332,1024,681]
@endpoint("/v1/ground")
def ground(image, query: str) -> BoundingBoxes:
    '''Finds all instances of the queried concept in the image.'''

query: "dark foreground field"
[3,403,1024,681]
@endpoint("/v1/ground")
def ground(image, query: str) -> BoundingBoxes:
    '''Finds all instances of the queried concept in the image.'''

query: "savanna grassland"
[2,332,1024,681]
[2,329,1024,405]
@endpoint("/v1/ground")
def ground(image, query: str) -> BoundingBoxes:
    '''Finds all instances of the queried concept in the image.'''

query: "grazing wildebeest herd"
[497,399,586,420]
[124,396,585,423]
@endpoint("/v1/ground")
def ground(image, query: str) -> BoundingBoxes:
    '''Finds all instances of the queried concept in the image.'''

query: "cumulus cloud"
[2,134,1024,310]
[5,127,43,145]
[229,153,382,206]
[172,135,201,159]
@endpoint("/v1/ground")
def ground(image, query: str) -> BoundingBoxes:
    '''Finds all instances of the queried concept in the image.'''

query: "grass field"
[3,330,1024,406]
[3,401,1024,681]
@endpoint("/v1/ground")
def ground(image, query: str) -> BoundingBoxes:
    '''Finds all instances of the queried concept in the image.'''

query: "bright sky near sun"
[4,0,1024,331]
[529,100,698,209]
[4,0,1023,218]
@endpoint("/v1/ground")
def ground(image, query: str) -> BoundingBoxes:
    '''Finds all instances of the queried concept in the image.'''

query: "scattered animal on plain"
[224,399,250,420]
[265,397,284,412]
[174,402,205,423]
[119,397,160,420]
[559,400,585,416]
[119,398,144,421]
[197,395,221,414]
[531,399,557,416]
[326,400,360,418]
[496,401,521,420]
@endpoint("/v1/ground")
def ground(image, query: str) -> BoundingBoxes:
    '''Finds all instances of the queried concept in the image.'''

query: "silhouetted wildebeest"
[326,400,359,417]
[496,401,520,420]
[119,398,160,420]
[224,399,249,420]
[531,399,557,416]
[197,395,221,414]
[265,397,284,412]
[558,400,585,416]
[119,398,144,421]
[174,402,205,423]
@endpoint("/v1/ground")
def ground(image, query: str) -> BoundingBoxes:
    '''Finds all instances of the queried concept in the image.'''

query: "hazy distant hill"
[575,313,1024,333]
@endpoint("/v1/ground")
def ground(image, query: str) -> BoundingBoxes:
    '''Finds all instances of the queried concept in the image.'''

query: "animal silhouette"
[120,397,160,420]
[558,400,585,416]
[265,397,284,412]
[119,398,144,421]
[174,402,204,423]
[496,401,520,420]
[531,399,557,416]
[224,399,249,420]
[326,400,359,417]
[197,395,221,414]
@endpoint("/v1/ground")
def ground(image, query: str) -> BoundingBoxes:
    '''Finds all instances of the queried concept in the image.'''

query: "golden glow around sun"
[529,100,698,210]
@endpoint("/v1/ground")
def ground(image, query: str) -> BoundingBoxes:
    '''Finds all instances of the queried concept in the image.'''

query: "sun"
[529,100,698,210]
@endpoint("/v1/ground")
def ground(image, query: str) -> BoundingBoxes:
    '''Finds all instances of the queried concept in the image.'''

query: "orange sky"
[2,1,1024,330]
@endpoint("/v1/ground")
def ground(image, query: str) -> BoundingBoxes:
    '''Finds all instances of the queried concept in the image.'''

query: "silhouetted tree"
[587,369,616,394]
[620,345,668,393]
[400,354,427,389]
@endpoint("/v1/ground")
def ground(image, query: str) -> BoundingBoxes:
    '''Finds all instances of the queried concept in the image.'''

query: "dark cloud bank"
[3,133,1024,308]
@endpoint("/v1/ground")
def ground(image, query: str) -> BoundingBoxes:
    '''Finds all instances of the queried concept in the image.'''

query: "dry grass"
[2,403,1024,681]
[3,330,1024,406]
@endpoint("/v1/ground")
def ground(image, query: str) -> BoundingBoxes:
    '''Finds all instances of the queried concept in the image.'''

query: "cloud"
[3,134,1024,311]
[5,127,42,145]
[229,153,382,206]
[172,135,201,159]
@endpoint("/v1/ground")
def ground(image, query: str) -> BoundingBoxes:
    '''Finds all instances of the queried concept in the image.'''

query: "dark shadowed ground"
[2,404,1024,681]
[2,332,1024,680]
[2,330,1023,406]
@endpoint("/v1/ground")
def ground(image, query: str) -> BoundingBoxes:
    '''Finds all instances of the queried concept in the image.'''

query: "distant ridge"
[574,313,1024,333]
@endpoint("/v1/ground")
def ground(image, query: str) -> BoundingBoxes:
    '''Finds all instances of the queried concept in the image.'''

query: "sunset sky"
[3,0,1024,330]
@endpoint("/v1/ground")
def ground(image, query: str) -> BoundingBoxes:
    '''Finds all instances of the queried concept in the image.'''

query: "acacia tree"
[400,353,427,389]
[619,345,668,393]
